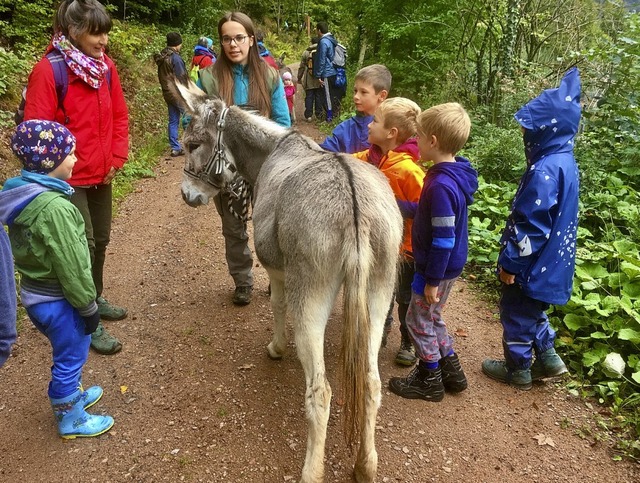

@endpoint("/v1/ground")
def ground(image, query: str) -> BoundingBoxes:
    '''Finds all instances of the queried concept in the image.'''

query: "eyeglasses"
[221,34,250,46]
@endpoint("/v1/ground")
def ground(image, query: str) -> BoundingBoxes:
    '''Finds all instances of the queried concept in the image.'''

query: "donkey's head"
[173,80,238,207]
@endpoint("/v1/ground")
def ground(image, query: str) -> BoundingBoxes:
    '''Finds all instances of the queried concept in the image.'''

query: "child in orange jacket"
[353,97,425,365]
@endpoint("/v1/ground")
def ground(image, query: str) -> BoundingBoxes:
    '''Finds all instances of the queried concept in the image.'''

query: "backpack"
[332,42,347,68]
[189,64,201,83]
[306,46,316,76]
[15,51,112,126]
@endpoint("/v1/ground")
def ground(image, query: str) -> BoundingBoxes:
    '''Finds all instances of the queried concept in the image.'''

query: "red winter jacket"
[24,48,129,187]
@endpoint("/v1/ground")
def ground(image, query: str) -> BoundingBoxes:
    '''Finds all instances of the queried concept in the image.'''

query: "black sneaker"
[232,286,252,306]
[170,149,185,157]
[395,338,417,366]
[388,365,445,402]
[440,353,468,393]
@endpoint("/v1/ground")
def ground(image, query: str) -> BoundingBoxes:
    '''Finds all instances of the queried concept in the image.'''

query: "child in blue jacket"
[320,64,390,154]
[482,68,581,390]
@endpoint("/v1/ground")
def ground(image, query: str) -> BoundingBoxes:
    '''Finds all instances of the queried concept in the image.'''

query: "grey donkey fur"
[175,80,403,483]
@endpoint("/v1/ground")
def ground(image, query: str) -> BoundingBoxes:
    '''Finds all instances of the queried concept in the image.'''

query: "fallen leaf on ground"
[533,433,556,447]
[238,364,255,371]
[454,328,469,337]
[120,385,128,394]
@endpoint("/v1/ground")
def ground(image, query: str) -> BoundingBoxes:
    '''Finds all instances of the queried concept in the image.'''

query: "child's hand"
[424,285,439,304]
[498,267,516,285]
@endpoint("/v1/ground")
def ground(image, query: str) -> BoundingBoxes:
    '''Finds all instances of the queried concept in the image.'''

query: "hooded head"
[282,71,292,81]
[11,120,76,174]
[514,67,581,162]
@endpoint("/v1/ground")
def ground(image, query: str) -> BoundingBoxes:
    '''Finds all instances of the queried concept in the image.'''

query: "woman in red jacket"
[24,0,129,355]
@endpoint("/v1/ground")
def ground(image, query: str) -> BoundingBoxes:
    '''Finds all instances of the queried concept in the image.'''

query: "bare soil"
[1,91,639,483]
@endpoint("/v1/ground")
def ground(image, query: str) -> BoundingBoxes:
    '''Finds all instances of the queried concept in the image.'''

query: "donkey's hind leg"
[354,278,395,482]
[291,284,338,483]
[266,269,287,359]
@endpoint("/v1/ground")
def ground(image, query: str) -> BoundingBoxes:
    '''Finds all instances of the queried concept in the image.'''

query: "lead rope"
[225,177,253,222]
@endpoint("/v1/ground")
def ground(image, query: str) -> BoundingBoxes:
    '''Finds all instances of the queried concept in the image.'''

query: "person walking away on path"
[0,120,114,438]
[282,71,296,122]
[190,36,216,81]
[313,21,343,122]
[0,227,17,369]
[321,64,390,153]
[297,37,323,122]
[481,68,580,390]
[23,0,128,355]
[156,31,188,157]
[388,103,478,402]
[197,11,290,306]
[352,97,424,366]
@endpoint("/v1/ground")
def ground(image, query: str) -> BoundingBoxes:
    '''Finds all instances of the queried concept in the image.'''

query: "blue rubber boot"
[79,385,103,410]
[50,389,114,439]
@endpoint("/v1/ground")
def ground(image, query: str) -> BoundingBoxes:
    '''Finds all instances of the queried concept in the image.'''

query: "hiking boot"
[395,338,417,366]
[50,389,114,439]
[388,365,445,402]
[97,296,127,321]
[531,348,569,381]
[170,148,185,157]
[232,286,253,306]
[90,322,122,355]
[481,359,532,390]
[440,353,468,393]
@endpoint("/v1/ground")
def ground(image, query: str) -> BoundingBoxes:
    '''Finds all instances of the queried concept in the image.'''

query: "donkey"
[175,80,403,483]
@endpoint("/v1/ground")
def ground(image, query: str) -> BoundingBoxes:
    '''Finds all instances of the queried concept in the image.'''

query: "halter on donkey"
[175,79,403,483]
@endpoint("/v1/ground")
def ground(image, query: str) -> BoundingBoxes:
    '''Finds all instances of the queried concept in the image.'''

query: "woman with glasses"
[198,12,290,307]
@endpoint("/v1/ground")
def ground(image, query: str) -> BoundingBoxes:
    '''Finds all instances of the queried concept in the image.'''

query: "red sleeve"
[105,56,130,167]
[23,57,60,123]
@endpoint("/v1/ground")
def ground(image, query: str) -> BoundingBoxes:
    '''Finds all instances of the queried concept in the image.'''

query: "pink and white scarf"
[52,33,109,89]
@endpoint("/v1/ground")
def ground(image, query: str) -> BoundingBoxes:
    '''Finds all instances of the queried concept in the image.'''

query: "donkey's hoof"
[267,342,284,360]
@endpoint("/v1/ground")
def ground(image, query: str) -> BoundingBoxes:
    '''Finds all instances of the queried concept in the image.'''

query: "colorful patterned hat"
[11,120,76,174]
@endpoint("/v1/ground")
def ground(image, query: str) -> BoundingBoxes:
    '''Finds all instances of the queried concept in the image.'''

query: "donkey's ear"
[170,76,207,115]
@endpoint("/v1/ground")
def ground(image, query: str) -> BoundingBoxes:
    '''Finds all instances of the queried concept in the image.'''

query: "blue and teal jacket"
[412,157,478,293]
[498,67,581,305]
[198,64,290,127]
[320,114,372,153]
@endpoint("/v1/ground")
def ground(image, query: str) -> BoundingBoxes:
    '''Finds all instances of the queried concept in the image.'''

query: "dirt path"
[1,88,638,483]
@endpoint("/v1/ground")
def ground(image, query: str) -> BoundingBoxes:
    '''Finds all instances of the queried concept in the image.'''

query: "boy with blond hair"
[389,102,478,402]
[320,64,391,153]
[353,97,425,366]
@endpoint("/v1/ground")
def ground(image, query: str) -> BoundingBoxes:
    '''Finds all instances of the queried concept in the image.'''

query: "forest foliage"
[0,0,639,453]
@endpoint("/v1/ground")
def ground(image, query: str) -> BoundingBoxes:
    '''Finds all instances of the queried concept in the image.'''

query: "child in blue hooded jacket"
[482,68,581,390]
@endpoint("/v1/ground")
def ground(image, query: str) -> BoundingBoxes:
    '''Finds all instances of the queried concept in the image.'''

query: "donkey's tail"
[340,226,373,450]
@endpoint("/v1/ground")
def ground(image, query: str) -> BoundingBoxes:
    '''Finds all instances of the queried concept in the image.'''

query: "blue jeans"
[500,283,555,370]
[27,300,90,399]
[304,88,323,119]
[168,103,183,151]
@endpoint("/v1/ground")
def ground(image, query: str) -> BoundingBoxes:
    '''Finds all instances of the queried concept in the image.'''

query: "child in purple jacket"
[389,102,478,402]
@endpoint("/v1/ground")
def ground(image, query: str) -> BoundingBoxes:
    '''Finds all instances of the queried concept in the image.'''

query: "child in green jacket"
[0,120,114,439]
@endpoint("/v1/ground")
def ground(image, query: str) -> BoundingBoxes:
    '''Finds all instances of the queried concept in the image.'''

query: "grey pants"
[213,191,253,288]
[405,277,457,363]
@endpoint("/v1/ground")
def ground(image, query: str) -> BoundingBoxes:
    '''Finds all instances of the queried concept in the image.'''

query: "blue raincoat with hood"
[498,67,581,306]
